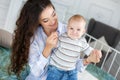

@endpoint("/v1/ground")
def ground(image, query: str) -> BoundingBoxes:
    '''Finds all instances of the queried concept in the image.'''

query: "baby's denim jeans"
[46,65,77,80]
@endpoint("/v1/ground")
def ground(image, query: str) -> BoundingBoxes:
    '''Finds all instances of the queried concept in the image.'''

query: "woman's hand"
[43,32,58,58]
[46,32,58,49]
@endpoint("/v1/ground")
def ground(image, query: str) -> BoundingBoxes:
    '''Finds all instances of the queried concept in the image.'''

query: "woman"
[10,0,101,79]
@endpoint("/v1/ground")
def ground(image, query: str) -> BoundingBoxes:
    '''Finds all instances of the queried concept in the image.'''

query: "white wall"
[51,0,120,30]
[4,0,24,33]
[0,0,10,30]
[0,0,25,33]
[0,0,120,33]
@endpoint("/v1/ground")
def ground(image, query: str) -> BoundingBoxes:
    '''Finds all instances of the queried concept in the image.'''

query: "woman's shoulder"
[31,26,44,41]
[58,22,67,35]
[58,22,67,28]
[35,26,43,35]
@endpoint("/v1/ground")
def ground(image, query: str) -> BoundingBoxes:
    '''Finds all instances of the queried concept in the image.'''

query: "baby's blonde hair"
[68,14,86,24]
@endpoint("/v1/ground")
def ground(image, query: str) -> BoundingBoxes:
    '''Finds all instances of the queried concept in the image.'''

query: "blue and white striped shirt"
[25,22,87,80]
[50,32,93,71]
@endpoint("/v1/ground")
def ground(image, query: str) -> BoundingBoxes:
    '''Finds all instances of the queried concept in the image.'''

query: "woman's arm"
[43,32,58,58]
[76,59,87,72]
[28,32,58,77]
[28,39,49,77]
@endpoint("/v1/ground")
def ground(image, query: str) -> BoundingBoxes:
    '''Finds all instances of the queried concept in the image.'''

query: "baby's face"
[67,20,85,40]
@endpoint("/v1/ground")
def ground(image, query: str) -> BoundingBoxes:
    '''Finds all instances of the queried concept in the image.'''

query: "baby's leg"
[46,65,63,80]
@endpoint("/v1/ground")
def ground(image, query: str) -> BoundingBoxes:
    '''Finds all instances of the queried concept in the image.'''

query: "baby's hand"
[87,49,102,63]
[94,49,102,59]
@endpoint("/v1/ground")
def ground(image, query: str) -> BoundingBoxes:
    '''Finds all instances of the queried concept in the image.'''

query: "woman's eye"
[43,20,48,23]
[53,13,56,17]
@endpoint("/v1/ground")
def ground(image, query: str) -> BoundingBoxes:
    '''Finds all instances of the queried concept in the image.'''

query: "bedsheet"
[0,46,116,80]
[0,46,29,80]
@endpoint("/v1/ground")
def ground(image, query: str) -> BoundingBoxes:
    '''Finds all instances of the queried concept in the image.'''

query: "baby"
[47,14,102,80]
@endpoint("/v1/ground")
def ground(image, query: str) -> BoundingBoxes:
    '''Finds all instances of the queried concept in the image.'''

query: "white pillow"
[0,29,12,48]
[90,36,112,52]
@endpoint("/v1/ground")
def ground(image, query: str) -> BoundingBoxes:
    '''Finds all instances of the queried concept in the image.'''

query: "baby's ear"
[83,29,86,33]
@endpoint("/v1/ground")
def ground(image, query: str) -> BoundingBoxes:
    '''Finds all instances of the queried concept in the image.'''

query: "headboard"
[87,18,120,48]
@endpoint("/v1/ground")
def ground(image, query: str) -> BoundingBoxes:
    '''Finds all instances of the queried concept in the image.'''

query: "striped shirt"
[26,22,91,80]
[50,32,93,70]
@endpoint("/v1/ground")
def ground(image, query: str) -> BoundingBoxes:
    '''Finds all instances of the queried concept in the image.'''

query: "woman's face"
[39,6,58,35]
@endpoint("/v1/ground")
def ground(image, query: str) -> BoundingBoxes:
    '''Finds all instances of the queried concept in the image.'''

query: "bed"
[0,46,29,80]
[0,29,30,80]
[0,34,117,80]
[86,18,120,80]
[0,20,120,80]
[78,33,119,80]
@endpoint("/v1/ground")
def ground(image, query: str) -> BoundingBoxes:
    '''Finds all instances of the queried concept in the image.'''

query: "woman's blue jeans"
[46,65,77,80]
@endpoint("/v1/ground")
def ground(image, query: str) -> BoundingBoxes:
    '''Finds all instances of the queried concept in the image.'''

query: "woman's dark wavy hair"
[9,0,54,76]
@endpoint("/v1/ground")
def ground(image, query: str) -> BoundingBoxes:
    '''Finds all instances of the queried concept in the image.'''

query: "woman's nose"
[50,18,55,25]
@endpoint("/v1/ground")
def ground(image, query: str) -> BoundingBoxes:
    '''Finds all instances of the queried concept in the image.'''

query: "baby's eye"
[77,29,80,31]
[70,28,73,30]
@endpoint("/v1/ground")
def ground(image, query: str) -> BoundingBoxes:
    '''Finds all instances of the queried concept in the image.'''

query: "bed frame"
[84,33,120,80]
